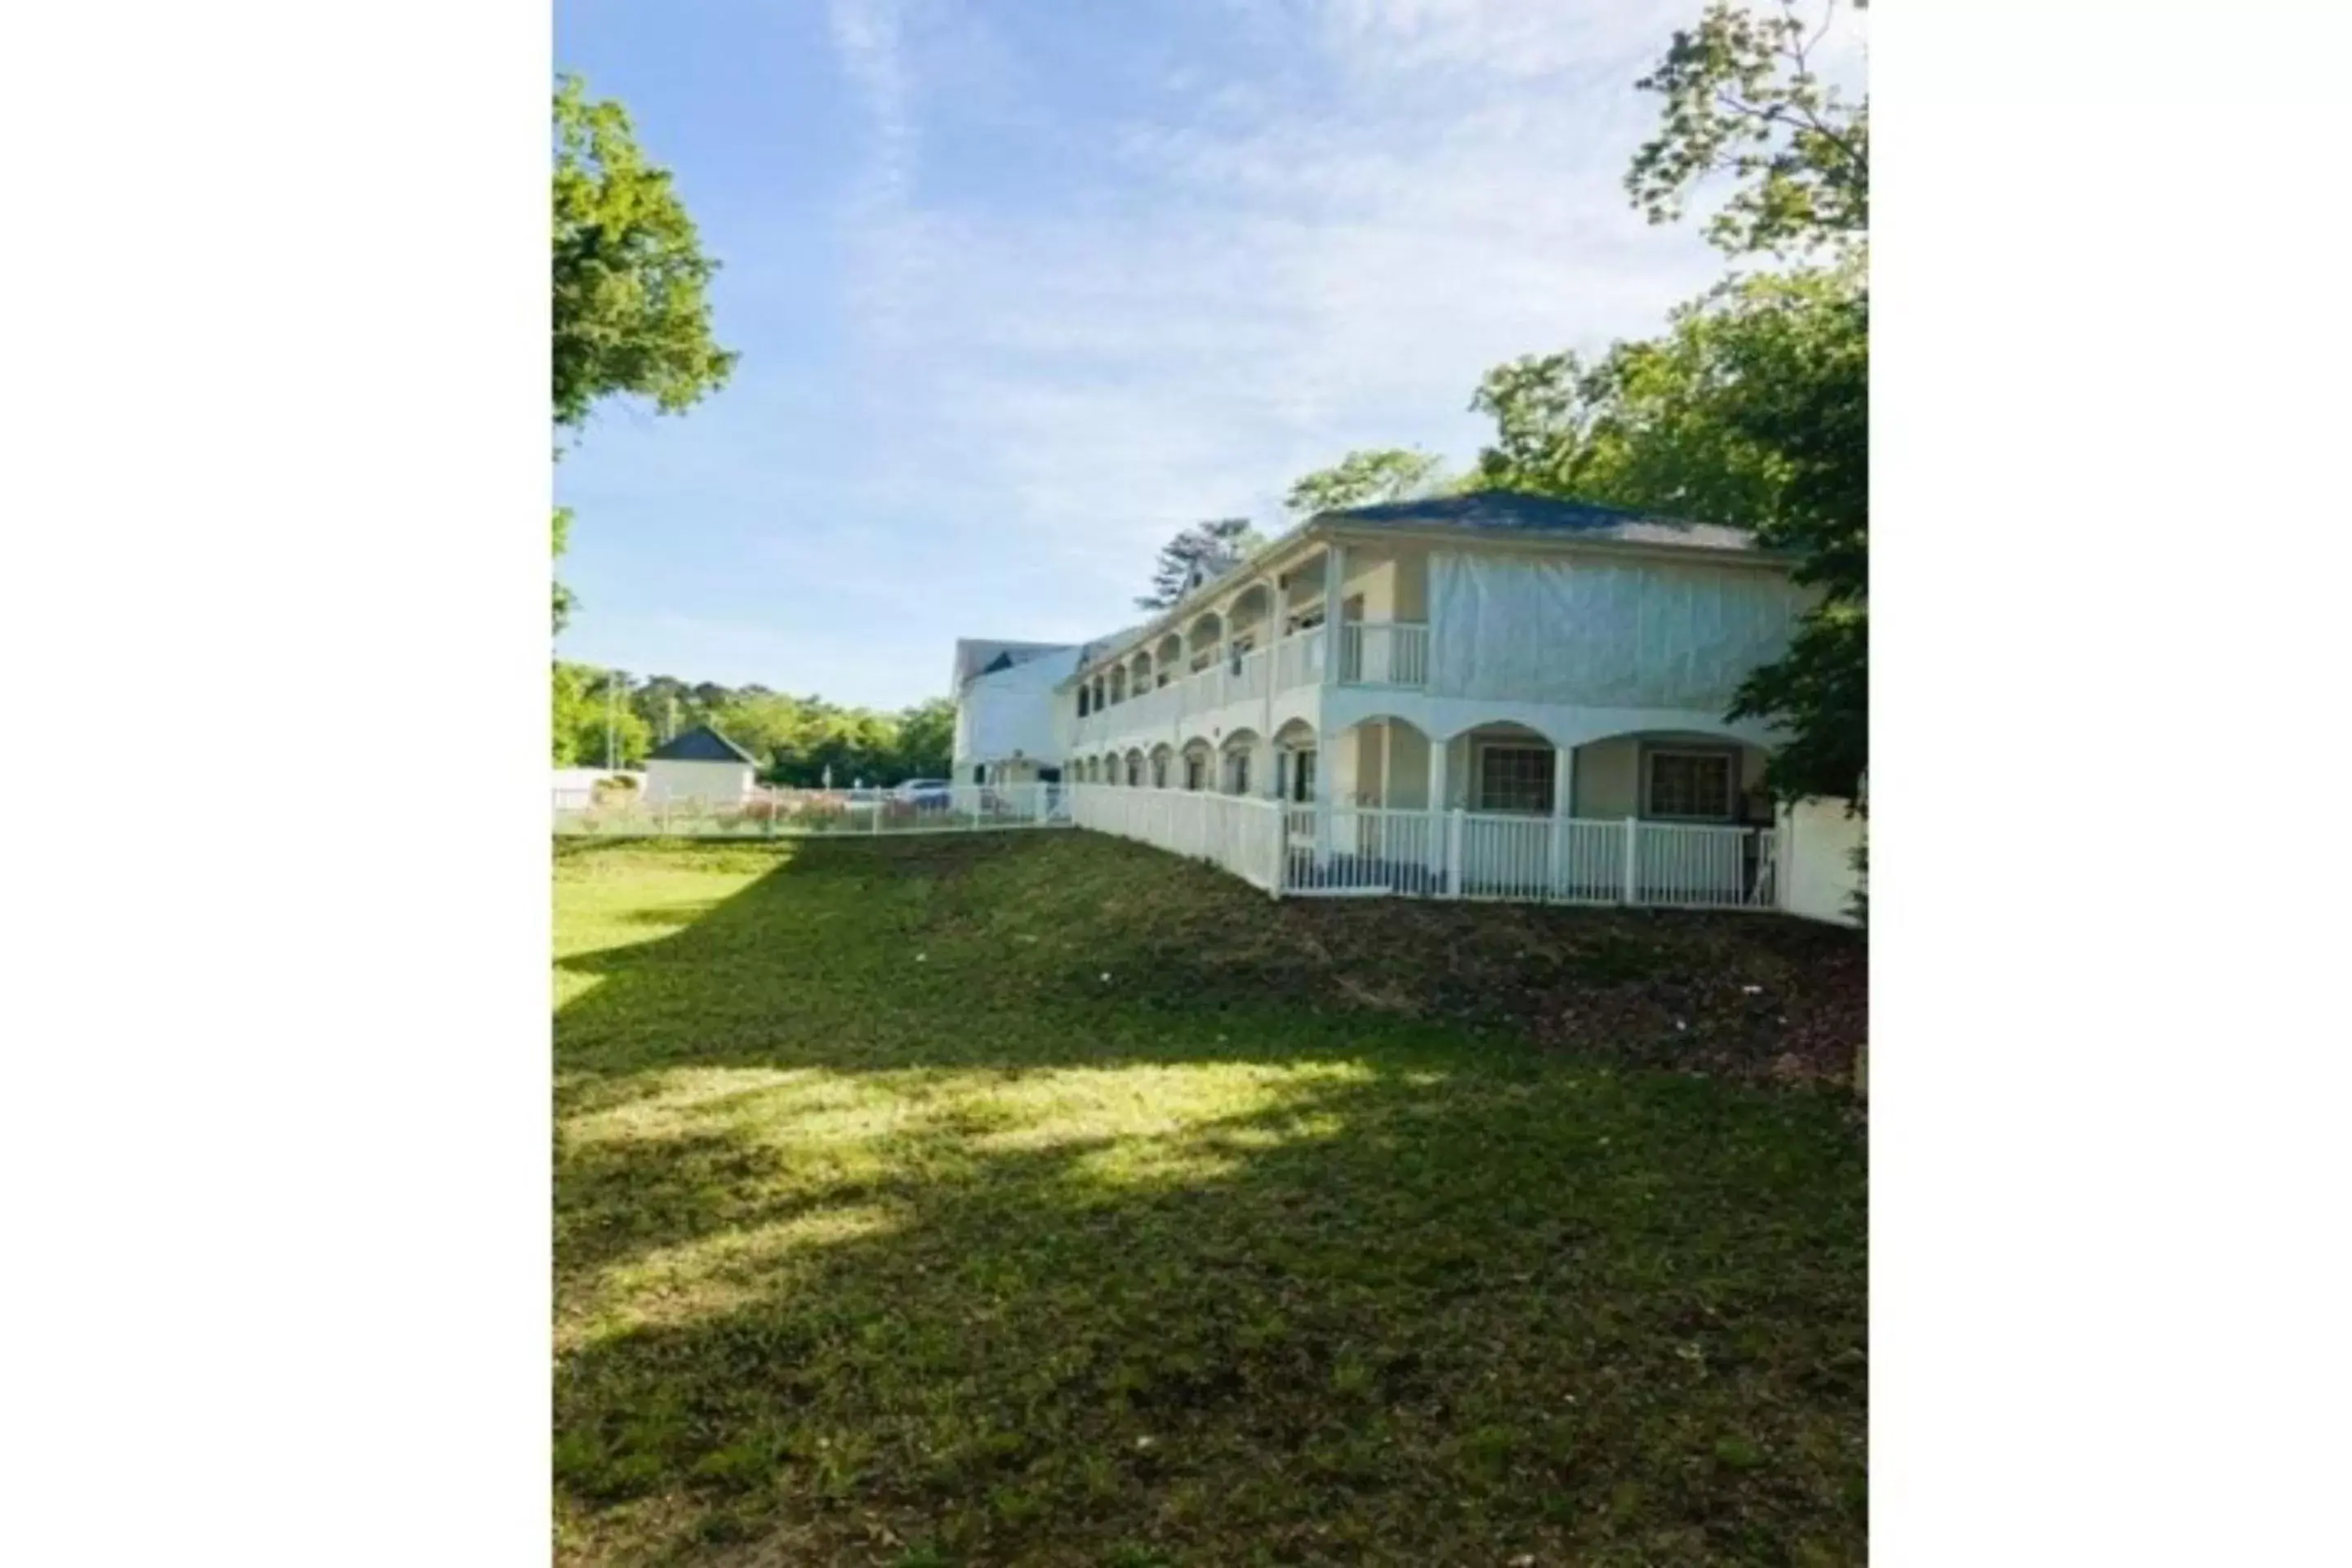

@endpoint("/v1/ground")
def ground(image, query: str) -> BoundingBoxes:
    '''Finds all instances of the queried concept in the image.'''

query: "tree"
[1284,448,1447,519]
[1467,268,1864,801]
[553,76,737,430]
[552,75,737,636]
[1626,0,1867,259]
[552,508,577,634]
[1469,269,1848,530]
[892,697,956,780]
[1137,518,1263,611]
[552,662,651,768]
[1620,0,1867,813]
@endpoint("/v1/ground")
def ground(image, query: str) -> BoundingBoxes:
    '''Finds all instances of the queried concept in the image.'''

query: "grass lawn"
[555,833,1866,1567]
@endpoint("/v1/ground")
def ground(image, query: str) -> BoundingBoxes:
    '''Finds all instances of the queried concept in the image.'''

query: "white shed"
[644,725,759,804]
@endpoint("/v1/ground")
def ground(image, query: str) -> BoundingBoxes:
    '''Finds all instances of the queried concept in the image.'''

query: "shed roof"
[648,724,759,765]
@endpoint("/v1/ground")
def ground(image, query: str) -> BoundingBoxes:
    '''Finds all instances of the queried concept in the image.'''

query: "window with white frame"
[1644,748,1737,820]
[1475,744,1555,815]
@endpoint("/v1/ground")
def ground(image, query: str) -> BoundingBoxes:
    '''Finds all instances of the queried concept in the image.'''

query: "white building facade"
[954,492,1855,915]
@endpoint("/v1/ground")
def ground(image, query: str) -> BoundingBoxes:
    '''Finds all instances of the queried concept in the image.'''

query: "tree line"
[553,666,954,787]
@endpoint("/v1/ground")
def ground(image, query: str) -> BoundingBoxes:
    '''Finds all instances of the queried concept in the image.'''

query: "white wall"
[954,647,1080,779]
[1427,550,1807,711]
[644,759,754,804]
[1778,796,1865,925]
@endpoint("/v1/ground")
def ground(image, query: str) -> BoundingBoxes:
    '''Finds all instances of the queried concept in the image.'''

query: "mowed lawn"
[555,833,1866,1568]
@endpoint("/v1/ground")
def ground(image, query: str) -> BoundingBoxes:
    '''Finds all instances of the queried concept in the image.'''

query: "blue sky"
[553,0,1848,710]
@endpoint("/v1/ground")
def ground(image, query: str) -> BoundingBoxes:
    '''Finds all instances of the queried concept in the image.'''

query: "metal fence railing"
[554,782,1070,839]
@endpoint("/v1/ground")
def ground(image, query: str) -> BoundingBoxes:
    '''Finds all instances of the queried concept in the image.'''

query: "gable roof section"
[648,724,759,765]
[951,638,1076,691]
[1316,490,1757,552]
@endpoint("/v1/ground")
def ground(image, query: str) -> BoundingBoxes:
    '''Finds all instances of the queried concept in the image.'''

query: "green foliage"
[1284,448,1447,519]
[893,697,956,780]
[554,665,954,784]
[552,662,653,768]
[551,74,735,646]
[552,507,577,635]
[1468,268,1865,801]
[1627,1,1868,258]
[552,75,737,430]
[1138,518,1265,610]
[1713,283,1866,802]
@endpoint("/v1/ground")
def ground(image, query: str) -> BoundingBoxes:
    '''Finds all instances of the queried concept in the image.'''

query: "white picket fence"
[553,778,1779,911]
[1069,785,1775,910]
[554,782,1069,839]
[1067,783,1286,893]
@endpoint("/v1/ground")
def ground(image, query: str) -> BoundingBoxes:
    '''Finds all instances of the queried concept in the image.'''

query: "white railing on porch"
[1070,785,1776,910]
[1335,621,1429,688]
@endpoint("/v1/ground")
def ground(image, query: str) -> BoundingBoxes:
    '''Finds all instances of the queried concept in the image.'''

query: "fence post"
[871,793,881,835]
[1445,808,1464,898]
[1270,799,1287,897]
[1622,816,1640,905]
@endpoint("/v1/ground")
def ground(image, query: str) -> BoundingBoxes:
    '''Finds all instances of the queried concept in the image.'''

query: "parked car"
[894,778,952,808]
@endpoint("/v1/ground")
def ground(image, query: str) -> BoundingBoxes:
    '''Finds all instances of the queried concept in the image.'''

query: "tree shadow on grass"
[554,834,1866,1567]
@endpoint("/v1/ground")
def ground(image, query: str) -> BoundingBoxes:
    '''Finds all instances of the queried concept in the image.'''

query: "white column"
[1320,541,1347,687]
[1312,724,1335,862]
[1548,745,1575,897]
[1259,575,1277,737]
[1426,735,1450,879]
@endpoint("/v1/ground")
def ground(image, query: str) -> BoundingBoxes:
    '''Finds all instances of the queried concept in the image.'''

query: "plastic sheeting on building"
[1427,550,1808,710]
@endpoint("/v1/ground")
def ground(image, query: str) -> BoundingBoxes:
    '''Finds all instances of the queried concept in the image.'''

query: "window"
[1287,748,1316,804]
[1125,755,1141,786]
[1183,754,1205,791]
[1151,755,1168,788]
[1475,744,1555,815]
[1228,634,1254,675]
[1227,750,1251,795]
[1645,749,1736,821]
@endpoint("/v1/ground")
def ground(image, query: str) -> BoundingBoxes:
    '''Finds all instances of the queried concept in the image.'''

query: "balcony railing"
[1336,621,1428,687]
[1071,620,1431,744]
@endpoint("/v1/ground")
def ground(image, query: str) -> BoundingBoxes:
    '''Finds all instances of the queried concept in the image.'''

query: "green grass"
[555,833,1866,1566]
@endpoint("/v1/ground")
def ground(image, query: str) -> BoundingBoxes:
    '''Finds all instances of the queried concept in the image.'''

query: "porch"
[1067,712,1777,910]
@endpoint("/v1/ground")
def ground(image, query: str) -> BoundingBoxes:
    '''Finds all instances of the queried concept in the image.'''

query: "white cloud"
[819,0,1859,655]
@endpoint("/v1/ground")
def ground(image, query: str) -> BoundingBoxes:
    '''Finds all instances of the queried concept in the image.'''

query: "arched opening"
[1124,748,1145,788]
[1225,581,1274,660]
[1178,738,1214,792]
[1129,649,1153,693]
[1184,612,1223,675]
[1271,717,1321,805]
[1561,728,1772,826]
[1219,728,1264,796]
[1152,632,1184,687]
[1148,743,1174,790]
[1107,666,1127,706]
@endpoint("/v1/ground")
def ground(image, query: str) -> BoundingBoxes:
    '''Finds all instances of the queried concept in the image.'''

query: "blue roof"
[1318,490,1757,551]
